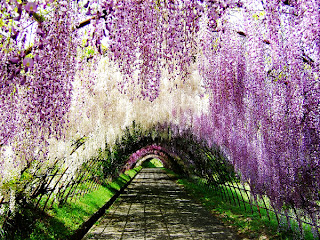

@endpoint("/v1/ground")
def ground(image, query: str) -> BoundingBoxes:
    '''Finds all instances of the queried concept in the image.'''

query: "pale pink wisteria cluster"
[125,144,168,170]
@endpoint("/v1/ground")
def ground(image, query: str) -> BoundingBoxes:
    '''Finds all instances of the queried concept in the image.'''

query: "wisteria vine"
[0,0,319,230]
[0,0,79,167]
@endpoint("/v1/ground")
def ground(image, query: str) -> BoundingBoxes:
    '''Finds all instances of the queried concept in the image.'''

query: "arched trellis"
[0,0,319,238]
[130,154,168,168]
[1,122,319,239]
[122,144,188,176]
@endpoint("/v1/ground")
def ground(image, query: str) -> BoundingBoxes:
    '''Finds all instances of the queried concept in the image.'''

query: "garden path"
[83,168,241,240]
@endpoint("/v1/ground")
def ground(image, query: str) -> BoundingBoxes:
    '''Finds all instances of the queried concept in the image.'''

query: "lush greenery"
[7,167,141,240]
[165,168,317,240]
[141,158,164,168]
[0,0,319,237]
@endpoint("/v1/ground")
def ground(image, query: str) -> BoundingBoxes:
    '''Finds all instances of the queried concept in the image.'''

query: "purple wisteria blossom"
[25,2,38,13]
[23,57,34,71]
[9,57,20,64]
[0,1,319,235]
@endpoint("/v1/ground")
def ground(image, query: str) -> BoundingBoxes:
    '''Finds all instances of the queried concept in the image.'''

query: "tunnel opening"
[140,158,164,168]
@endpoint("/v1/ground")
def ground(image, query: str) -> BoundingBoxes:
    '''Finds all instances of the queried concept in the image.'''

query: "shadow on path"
[83,168,241,240]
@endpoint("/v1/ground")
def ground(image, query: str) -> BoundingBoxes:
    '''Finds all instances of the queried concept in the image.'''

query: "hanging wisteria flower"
[9,57,20,64]
[0,0,319,234]
[23,57,34,71]
[25,2,38,13]
[10,27,19,40]
[14,3,22,21]
[36,27,45,37]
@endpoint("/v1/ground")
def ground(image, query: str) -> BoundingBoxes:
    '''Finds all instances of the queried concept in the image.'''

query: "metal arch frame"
[121,144,186,175]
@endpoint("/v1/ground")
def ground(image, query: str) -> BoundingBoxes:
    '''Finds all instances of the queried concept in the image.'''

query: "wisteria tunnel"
[0,0,320,239]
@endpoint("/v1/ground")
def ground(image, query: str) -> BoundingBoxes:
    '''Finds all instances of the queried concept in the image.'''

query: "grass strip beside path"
[164,168,302,240]
[14,167,142,240]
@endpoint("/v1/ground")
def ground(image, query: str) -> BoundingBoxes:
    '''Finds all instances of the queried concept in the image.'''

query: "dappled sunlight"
[0,0,319,239]
[84,168,239,240]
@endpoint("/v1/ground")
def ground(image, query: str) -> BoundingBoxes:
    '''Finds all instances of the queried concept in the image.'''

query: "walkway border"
[69,168,142,240]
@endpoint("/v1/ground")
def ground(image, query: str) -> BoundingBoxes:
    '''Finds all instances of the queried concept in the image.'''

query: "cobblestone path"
[83,168,241,240]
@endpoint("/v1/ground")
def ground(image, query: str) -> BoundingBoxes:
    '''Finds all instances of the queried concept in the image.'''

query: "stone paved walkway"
[83,168,241,240]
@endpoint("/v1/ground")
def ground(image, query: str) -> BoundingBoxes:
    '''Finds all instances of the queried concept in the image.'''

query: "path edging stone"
[69,168,142,240]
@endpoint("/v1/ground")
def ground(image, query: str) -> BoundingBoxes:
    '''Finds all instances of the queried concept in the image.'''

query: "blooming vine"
[0,0,319,229]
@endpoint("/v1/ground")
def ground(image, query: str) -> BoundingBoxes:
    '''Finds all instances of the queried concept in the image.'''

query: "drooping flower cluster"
[195,0,320,211]
[93,0,203,100]
[0,0,319,229]
[0,0,79,180]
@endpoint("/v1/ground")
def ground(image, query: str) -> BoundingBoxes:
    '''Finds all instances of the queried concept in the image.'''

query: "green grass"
[9,166,318,240]
[13,167,142,240]
[164,169,318,240]
[141,158,164,168]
